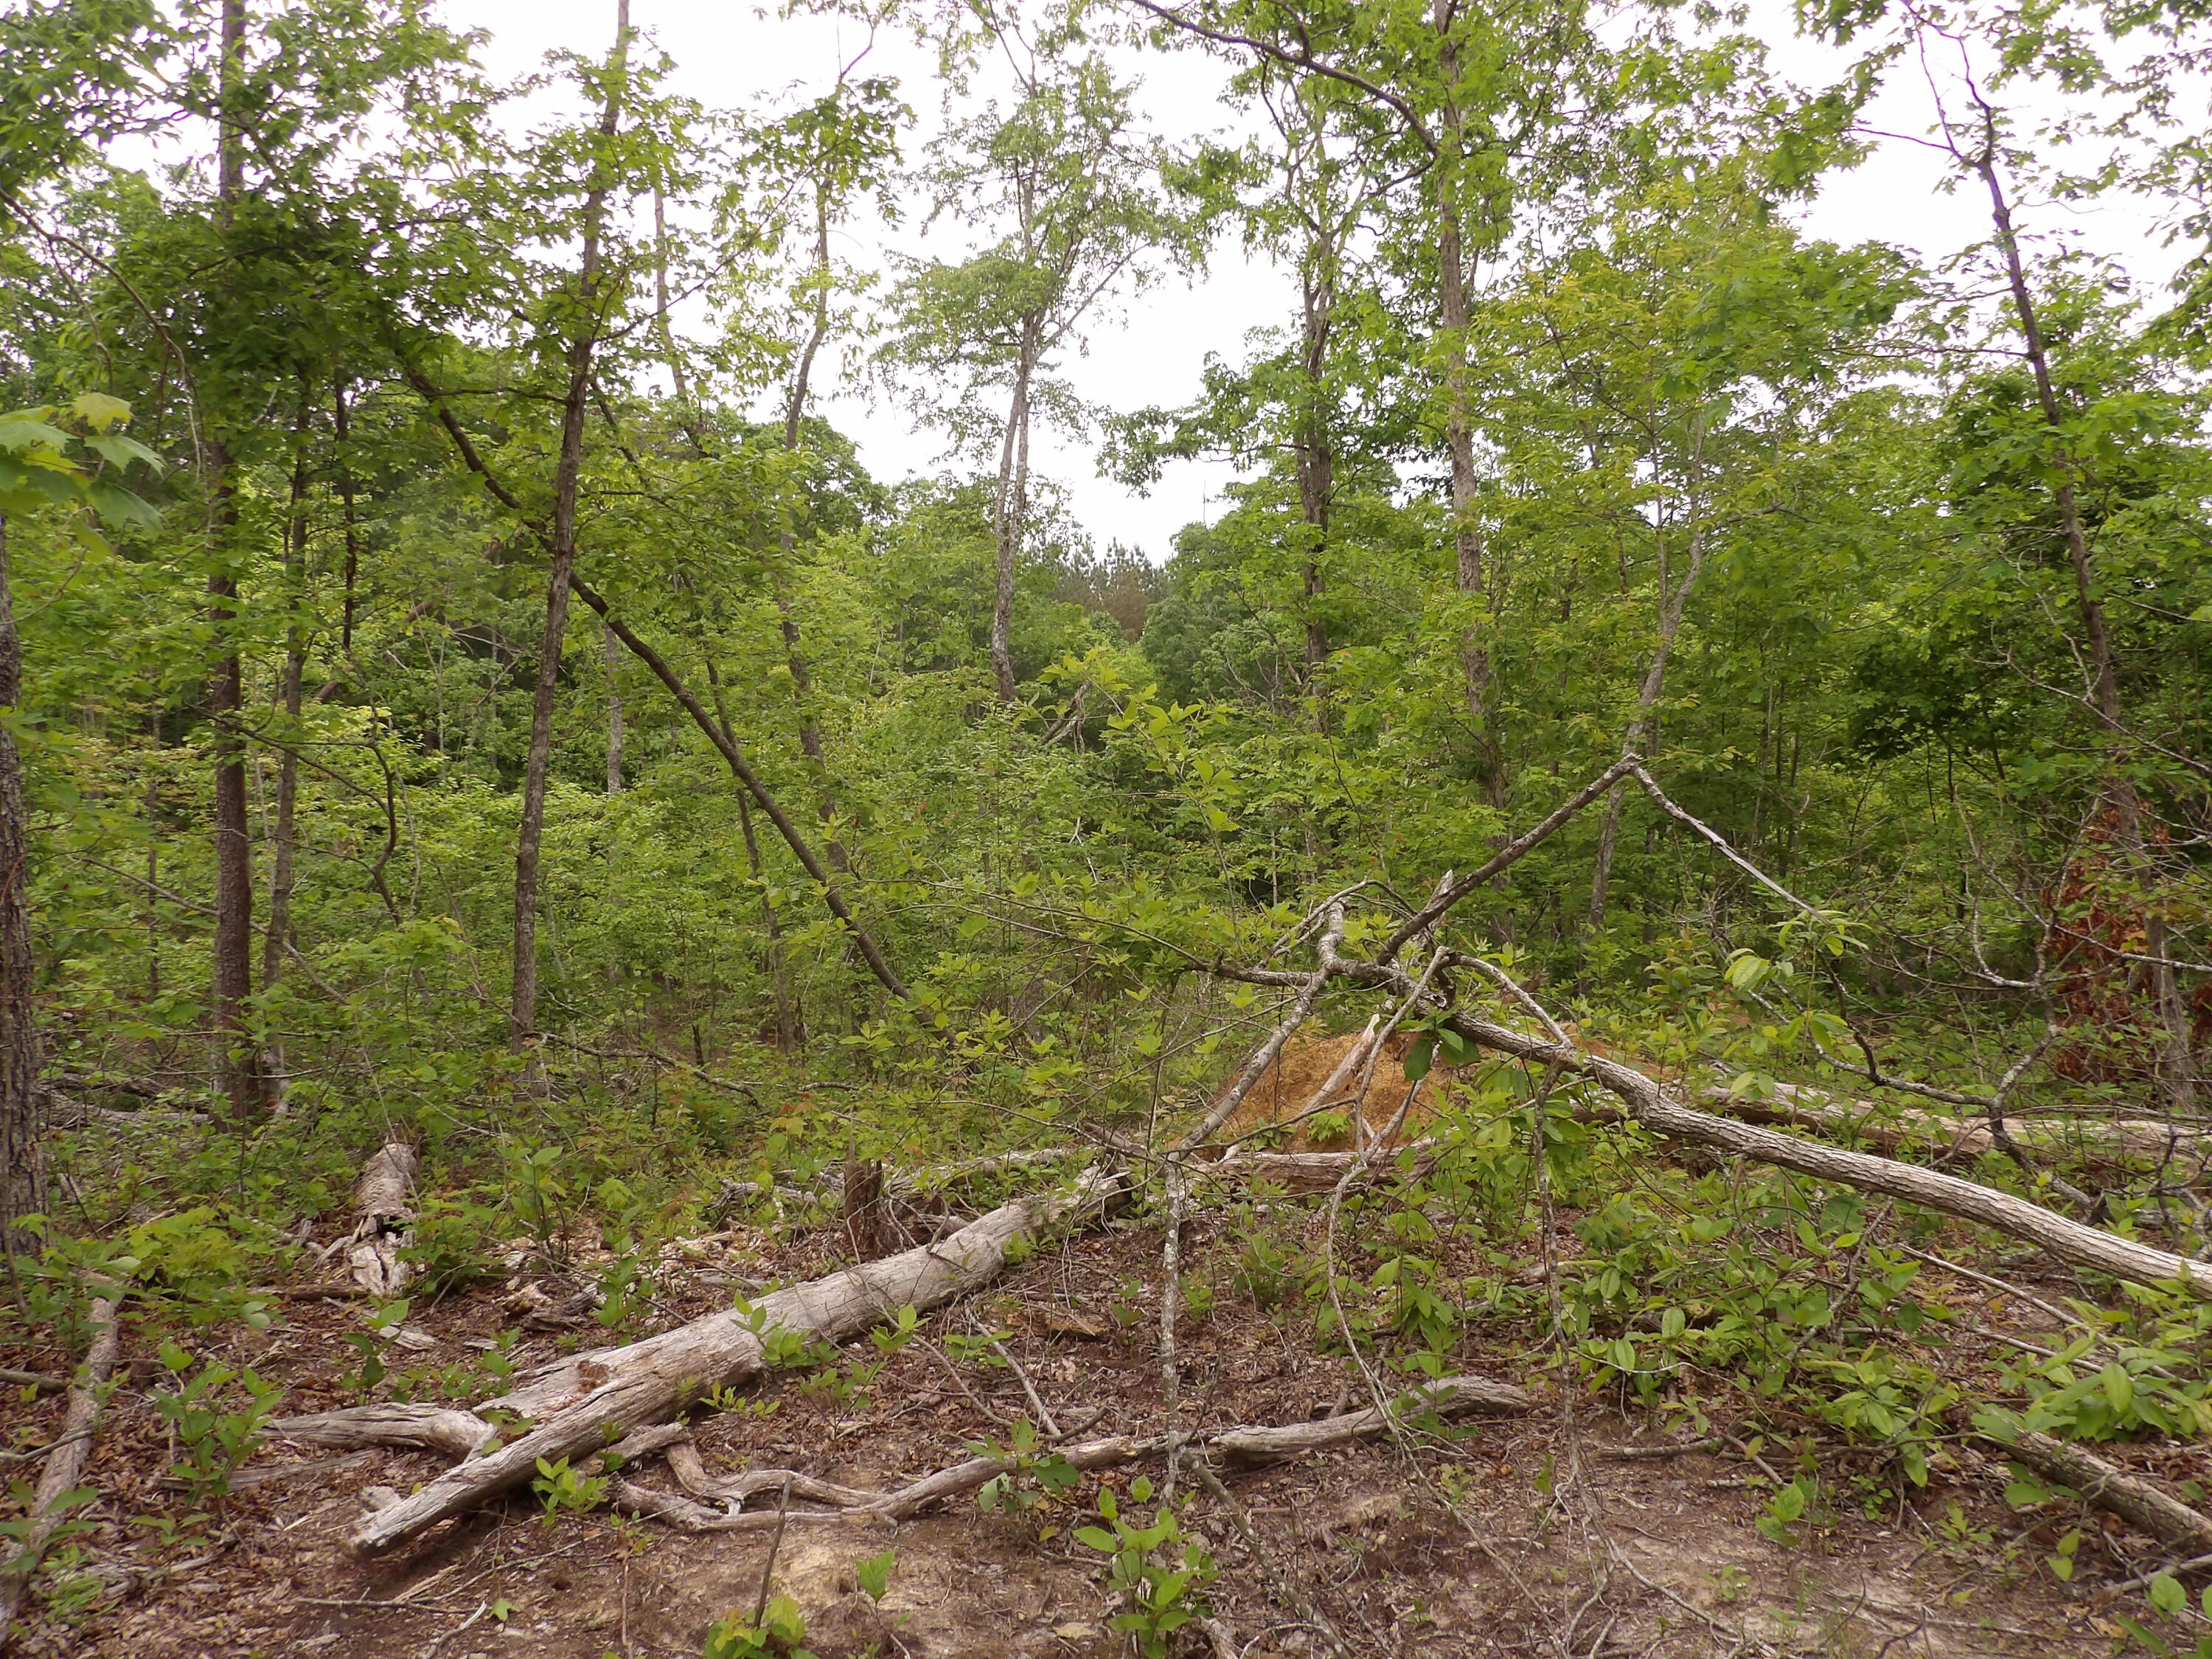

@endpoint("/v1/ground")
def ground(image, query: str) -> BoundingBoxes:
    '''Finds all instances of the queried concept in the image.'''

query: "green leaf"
[855,1548,895,1601]
[69,392,132,431]
[2149,1572,2186,1615]
[1403,1035,1436,1082]
[82,431,164,471]
[0,417,73,456]
[2101,1363,2133,1419]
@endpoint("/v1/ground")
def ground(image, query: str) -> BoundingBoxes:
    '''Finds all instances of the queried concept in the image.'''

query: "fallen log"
[605,1373,1531,1532]
[0,1295,121,1649]
[1979,1425,2212,1555]
[889,1146,1088,1195]
[347,1166,1126,1556]
[1203,1139,1444,1194]
[1709,1078,2211,1178]
[341,1143,419,1298]
[268,1403,495,1461]
[1434,1009,2212,1301]
[1210,1373,1531,1463]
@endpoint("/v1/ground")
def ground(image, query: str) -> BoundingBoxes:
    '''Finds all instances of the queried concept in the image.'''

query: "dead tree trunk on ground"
[0,1295,119,1646]
[335,1168,1121,1554]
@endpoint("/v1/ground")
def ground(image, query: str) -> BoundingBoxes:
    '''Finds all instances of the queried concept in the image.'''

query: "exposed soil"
[4,1198,2192,1658]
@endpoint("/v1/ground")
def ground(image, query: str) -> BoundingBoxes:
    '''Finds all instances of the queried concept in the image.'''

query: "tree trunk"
[0,517,43,1258]
[988,321,1040,706]
[1968,115,2198,1113]
[703,653,797,1046]
[1296,253,1335,719]
[206,0,262,1119]
[773,187,846,866]
[602,618,622,794]
[260,403,311,1106]
[512,0,630,1058]
[571,579,908,1001]
[348,1170,1124,1554]
[1588,420,1709,933]
[333,378,362,662]
[1431,19,1500,810]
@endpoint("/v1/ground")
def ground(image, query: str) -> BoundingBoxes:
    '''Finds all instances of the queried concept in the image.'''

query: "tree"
[887,11,1200,703]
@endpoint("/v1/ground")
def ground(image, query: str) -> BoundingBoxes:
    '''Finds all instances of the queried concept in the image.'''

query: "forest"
[0,0,2209,1653]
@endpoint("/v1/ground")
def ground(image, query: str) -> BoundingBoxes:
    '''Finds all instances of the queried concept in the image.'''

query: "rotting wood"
[341,1142,419,1297]
[1203,1139,1443,1194]
[843,1156,887,1259]
[41,1086,209,1133]
[600,1374,1530,1533]
[268,1403,496,1461]
[1708,1077,2211,1177]
[1211,1374,1531,1463]
[346,1167,1127,1556]
[1433,1006,2212,1300]
[1181,763,2212,1299]
[0,1294,120,1648]
[1980,1427,2212,1554]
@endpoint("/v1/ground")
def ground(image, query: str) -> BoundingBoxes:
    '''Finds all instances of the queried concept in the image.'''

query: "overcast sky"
[451,0,2201,563]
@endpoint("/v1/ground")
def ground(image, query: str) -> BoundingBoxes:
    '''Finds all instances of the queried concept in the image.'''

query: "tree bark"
[0,517,43,1256]
[206,0,262,1119]
[1966,111,2199,1116]
[772,187,848,864]
[1588,420,1708,933]
[512,0,630,1058]
[602,617,622,794]
[602,1374,1528,1534]
[0,1295,120,1637]
[1983,1427,2212,1554]
[988,319,1041,706]
[1430,15,1500,810]
[333,378,361,660]
[262,400,310,1010]
[703,653,798,1044]
[341,1141,419,1297]
[1295,243,1335,715]
[1439,1006,2212,1298]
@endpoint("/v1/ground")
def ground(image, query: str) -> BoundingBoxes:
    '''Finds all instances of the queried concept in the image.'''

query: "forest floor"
[5,1197,2187,1659]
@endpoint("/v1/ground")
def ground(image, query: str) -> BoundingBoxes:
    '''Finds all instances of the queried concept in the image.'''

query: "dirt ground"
[4,1200,2191,1658]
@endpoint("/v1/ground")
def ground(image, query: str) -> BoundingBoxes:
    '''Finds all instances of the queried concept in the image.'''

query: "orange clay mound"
[1213,1028,1474,1152]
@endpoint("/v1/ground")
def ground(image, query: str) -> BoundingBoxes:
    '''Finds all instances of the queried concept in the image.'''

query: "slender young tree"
[741,75,903,856]
[202,0,265,1116]
[512,0,633,1060]
[888,23,1198,703]
[0,512,38,1253]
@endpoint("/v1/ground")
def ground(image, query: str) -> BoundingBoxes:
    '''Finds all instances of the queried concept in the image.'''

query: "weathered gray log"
[268,1403,495,1461]
[1439,1011,2212,1300]
[1203,1140,1443,1194]
[344,1142,419,1297]
[1210,1374,1532,1464]
[1983,1427,2212,1554]
[0,1295,120,1647]
[889,1146,1087,1195]
[1705,1077,2211,1176]
[348,1167,1125,1555]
